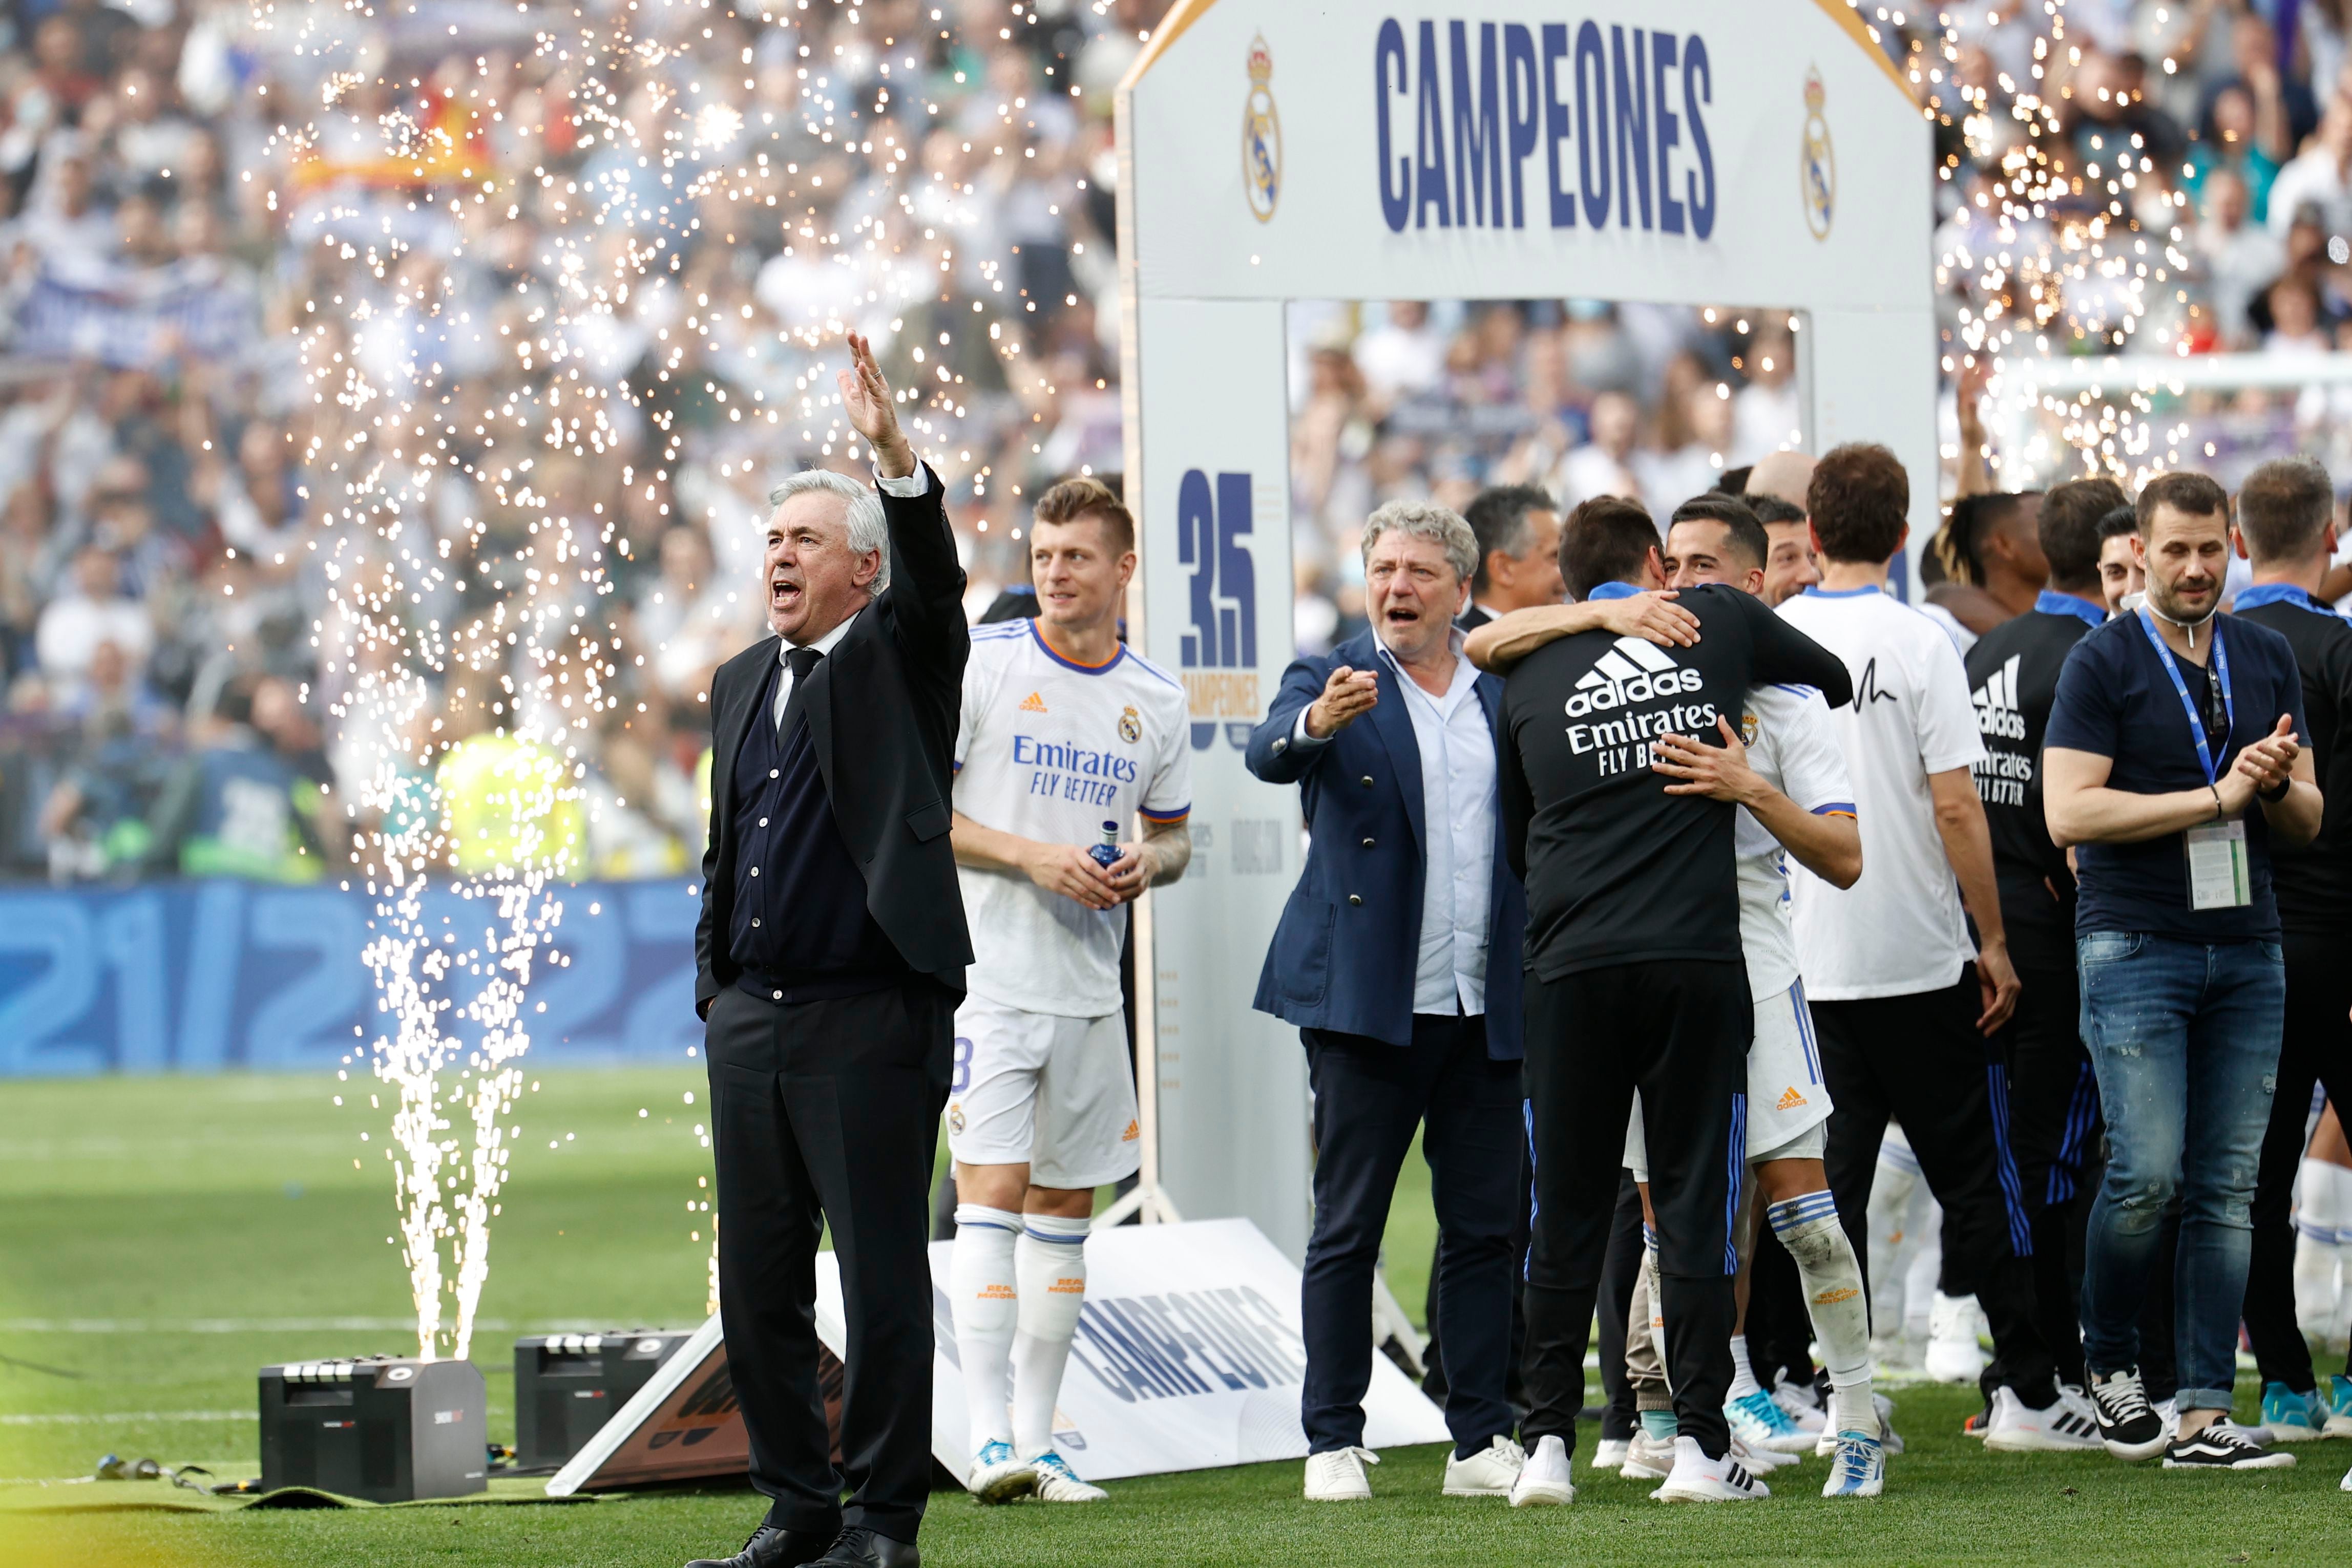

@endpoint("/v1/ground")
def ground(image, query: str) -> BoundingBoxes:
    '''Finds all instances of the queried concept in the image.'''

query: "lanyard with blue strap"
[2134,606,2249,908]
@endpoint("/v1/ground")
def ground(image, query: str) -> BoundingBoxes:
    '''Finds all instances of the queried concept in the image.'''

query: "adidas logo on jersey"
[1564,636,1703,717]
[1774,1086,1808,1111]
[1019,691,1049,713]
[1971,654,2026,739]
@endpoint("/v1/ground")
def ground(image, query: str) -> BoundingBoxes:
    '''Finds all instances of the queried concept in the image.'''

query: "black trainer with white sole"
[2162,1425,2296,1471]
[2085,1367,2168,1461]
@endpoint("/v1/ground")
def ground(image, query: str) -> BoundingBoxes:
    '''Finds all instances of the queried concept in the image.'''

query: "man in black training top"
[1484,496,1854,1506]
[2230,456,2352,1448]
[1963,475,2125,1404]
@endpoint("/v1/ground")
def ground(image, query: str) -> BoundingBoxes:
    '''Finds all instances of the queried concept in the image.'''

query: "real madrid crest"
[1243,32,1280,223]
[1739,711,1760,747]
[1801,65,1835,241]
[1118,704,1142,744]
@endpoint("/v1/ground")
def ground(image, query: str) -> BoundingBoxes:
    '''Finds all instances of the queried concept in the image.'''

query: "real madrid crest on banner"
[1242,33,1279,223]
[1801,65,1834,240]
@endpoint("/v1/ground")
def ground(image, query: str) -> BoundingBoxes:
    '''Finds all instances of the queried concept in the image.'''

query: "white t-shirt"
[953,619,1191,1016]
[1777,586,1988,1000]
[1733,683,1855,1000]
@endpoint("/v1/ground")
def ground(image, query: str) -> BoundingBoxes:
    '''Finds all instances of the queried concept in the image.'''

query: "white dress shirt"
[1292,627,1496,1015]
[769,464,929,728]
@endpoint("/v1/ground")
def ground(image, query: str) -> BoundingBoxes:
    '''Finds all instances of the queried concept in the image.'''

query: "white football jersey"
[953,619,1191,1016]
[1732,683,1856,999]
[1777,586,1988,1000]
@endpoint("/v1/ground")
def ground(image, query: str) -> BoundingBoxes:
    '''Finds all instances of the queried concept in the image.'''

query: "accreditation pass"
[2185,819,2252,910]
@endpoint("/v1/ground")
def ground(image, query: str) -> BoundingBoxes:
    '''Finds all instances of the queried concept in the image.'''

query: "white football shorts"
[1625,980,1834,1179]
[946,994,1141,1190]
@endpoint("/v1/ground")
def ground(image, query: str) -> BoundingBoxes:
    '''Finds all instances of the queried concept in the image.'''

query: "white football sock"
[2296,1158,2352,1338]
[1767,1190,1877,1438]
[1012,1212,1091,1459]
[1727,1333,1762,1401]
[951,1204,1021,1450]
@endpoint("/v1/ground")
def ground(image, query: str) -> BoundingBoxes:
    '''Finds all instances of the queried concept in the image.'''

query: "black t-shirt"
[1500,583,1854,979]
[2235,586,2352,934]
[1964,594,2104,960]
[2045,609,2308,943]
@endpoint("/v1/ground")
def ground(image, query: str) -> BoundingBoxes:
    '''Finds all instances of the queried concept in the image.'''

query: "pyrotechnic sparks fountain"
[256,0,1126,1355]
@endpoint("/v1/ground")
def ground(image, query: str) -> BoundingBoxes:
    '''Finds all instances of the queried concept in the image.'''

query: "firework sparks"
[255,0,1132,1353]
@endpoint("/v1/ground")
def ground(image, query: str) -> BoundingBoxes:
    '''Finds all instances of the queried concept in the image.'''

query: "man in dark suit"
[686,334,968,1568]
[1458,484,1565,631]
[1245,500,1697,1503]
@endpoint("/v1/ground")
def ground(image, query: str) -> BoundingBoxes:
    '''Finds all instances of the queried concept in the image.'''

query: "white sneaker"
[1652,1435,1771,1502]
[1982,1385,2102,1452]
[1030,1450,1106,1502]
[1772,1377,1828,1433]
[967,1439,1038,1504]
[1590,1437,1630,1470]
[1820,1431,1885,1498]
[1727,1388,1817,1453]
[1621,1429,1676,1479]
[1924,1292,1988,1383]
[2340,1459,2352,1493]
[1876,1392,1905,1454]
[1443,1435,1526,1497]
[1730,1431,1796,1471]
[1508,1434,1574,1507]
[1303,1446,1377,1501]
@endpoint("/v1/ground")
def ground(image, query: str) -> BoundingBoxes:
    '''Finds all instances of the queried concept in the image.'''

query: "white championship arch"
[1109,0,1932,1258]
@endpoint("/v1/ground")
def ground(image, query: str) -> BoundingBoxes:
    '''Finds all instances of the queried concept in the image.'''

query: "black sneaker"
[2161,1424,2296,1471]
[2085,1367,2168,1461]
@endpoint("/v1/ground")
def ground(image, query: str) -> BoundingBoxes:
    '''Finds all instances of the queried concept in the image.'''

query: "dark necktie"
[779,645,823,730]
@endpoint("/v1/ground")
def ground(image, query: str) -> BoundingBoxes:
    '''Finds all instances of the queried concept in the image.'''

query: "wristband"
[2210,783,2225,819]
[2259,775,2291,804]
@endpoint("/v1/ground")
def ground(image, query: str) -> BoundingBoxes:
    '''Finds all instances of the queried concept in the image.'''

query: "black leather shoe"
[684,1521,837,1568]
[805,1526,920,1568]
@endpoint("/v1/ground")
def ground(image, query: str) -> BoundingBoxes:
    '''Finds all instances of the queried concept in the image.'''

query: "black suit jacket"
[1456,604,1493,632]
[695,464,974,1012]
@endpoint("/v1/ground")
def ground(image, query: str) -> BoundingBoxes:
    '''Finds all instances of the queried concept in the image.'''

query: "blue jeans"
[2077,931,2283,1412]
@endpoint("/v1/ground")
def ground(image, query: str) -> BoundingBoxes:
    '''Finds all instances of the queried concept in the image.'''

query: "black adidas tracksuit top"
[1499,583,1854,979]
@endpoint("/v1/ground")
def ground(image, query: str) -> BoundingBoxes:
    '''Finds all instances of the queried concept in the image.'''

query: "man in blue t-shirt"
[2044,470,2321,1473]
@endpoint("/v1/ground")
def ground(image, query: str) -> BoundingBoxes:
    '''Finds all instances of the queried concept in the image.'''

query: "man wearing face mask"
[2096,505,2147,617]
[2045,471,2322,1473]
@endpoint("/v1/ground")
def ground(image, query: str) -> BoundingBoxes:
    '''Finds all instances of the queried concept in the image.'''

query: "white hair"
[768,469,890,595]
[1361,498,1478,585]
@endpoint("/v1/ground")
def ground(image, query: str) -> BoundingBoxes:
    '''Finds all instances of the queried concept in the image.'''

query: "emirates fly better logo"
[1563,637,1721,770]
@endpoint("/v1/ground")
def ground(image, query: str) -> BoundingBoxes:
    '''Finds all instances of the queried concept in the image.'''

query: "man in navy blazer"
[1246,500,1699,1503]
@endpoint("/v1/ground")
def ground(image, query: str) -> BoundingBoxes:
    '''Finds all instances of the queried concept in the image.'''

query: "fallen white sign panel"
[548,1216,1445,1494]
[920,1216,1447,1484]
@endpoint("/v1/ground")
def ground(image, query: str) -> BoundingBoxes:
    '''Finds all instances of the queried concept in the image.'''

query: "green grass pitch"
[1,1069,2344,1566]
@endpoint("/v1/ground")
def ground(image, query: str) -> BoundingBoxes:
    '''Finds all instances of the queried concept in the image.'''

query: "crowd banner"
[0,878,703,1076]
[1117,0,1934,1258]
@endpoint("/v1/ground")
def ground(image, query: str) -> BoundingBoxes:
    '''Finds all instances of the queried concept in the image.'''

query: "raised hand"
[838,331,916,479]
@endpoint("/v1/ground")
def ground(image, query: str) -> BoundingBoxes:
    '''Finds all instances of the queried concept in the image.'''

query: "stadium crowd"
[9,0,2352,884]
[0,0,1153,883]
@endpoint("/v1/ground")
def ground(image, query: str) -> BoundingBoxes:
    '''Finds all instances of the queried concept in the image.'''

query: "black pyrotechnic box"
[513,1329,696,1470]
[258,1357,488,1501]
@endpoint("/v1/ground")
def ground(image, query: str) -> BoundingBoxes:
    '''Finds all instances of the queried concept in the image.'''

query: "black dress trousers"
[705,978,954,1543]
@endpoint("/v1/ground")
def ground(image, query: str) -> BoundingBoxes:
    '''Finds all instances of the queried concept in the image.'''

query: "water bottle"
[1087,820,1122,870]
